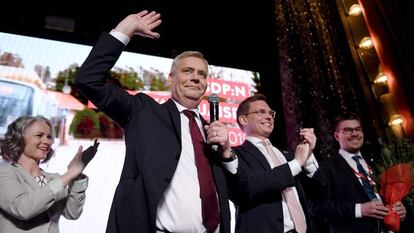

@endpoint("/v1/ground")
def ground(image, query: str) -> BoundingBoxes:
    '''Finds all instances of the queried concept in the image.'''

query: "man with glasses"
[309,113,406,233]
[224,94,318,233]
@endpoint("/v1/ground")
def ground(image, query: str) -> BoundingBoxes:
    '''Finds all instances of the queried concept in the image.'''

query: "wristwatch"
[222,150,237,162]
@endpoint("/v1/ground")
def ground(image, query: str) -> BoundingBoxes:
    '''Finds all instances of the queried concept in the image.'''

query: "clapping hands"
[81,139,100,166]
[65,139,100,183]
[295,128,316,166]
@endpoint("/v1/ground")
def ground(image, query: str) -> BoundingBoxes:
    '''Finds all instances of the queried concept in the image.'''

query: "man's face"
[169,57,208,108]
[238,100,275,140]
[334,119,364,153]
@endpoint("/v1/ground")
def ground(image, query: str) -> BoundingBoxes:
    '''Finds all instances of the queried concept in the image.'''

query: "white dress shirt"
[155,101,213,232]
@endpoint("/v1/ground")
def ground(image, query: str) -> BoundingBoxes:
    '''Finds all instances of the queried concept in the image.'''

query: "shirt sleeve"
[109,30,130,45]
[62,175,89,220]
[355,203,362,218]
[288,159,302,176]
[222,158,238,174]
[303,153,319,177]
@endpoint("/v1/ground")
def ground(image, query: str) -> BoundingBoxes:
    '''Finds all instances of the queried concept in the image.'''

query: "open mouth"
[262,122,272,127]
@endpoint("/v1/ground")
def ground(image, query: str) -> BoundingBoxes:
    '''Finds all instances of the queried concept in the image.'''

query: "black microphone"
[208,93,220,152]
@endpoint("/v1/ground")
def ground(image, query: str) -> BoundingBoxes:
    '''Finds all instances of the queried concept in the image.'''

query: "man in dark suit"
[310,113,406,233]
[75,11,234,233]
[224,94,318,233]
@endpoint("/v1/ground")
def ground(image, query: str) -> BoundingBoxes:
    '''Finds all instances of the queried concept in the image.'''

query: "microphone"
[208,93,220,152]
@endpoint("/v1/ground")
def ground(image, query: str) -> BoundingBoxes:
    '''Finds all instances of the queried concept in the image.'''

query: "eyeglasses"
[338,127,363,134]
[243,109,276,118]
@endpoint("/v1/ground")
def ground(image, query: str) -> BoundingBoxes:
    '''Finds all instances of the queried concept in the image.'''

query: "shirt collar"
[246,136,270,146]
[339,149,362,158]
[173,99,201,118]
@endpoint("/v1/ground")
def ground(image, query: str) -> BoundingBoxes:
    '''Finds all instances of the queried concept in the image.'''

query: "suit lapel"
[163,99,181,141]
[200,115,209,129]
[239,140,272,170]
[333,154,369,197]
[199,115,209,140]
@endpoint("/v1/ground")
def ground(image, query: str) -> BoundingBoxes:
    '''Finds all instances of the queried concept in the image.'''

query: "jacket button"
[165,177,172,183]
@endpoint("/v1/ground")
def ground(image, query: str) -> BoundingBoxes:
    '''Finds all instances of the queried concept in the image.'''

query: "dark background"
[0,0,285,143]
[0,1,279,80]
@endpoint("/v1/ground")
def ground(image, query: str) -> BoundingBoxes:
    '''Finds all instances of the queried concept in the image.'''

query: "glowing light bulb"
[388,114,404,126]
[349,4,362,16]
[374,73,388,84]
[359,37,374,49]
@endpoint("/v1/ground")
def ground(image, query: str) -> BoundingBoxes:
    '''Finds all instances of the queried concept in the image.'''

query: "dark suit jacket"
[227,140,313,233]
[75,33,230,233]
[310,153,380,233]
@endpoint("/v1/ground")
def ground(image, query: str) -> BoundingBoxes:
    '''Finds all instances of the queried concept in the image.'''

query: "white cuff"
[355,203,362,218]
[288,159,302,176]
[223,158,238,174]
[48,178,67,201]
[109,30,130,45]
[303,154,319,177]
[69,175,89,193]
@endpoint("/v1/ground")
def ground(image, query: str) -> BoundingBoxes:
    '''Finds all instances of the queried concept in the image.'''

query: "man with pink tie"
[224,94,318,233]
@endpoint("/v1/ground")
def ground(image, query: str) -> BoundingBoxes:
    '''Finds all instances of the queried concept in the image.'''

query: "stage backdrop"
[0,32,260,233]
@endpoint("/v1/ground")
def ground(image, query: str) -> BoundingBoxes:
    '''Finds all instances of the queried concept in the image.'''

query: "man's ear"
[167,73,173,86]
[334,131,340,142]
[238,115,248,127]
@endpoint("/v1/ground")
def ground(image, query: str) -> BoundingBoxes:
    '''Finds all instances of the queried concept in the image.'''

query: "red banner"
[88,88,249,146]
[199,100,238,123]
[227,127,246,146]
[206,79,250,101]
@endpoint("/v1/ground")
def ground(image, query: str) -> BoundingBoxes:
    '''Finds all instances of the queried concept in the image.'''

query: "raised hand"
[81,139,100,166]
[294,143,310,166]
[67,146,85,178]
[62,140,100,186]
[113,10,162,39]
[299,128,316,152]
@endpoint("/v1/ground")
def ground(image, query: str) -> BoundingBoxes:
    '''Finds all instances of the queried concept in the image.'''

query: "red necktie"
[183,110,220,233]
[261,140,307,233]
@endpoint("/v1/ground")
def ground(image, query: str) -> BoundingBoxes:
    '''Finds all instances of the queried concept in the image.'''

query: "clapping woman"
[0,115,99,233]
